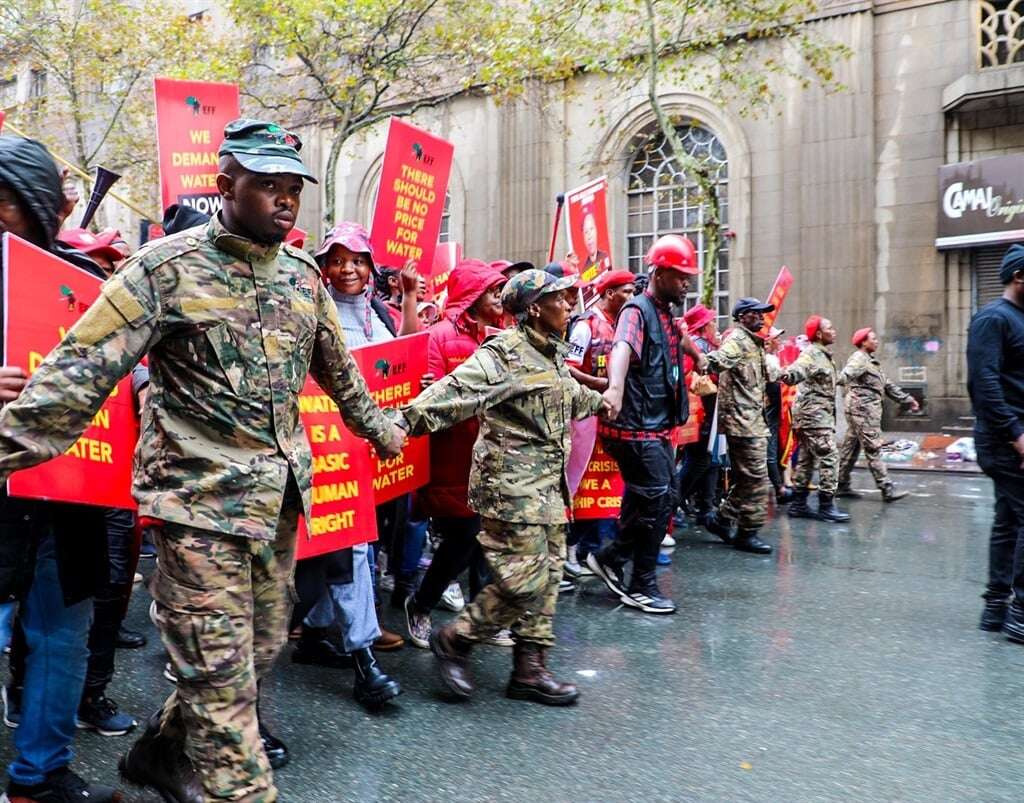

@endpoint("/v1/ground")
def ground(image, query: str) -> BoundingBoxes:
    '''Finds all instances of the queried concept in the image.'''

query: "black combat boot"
[881,483,909,503]
[702,510,735,544]
[1002,600,1024,644]
[732,528,773,555]
[256,684,289,770]
[775,486,794,504]
[816,492,851,523]
[835,483,863,499]
[980,597,1009,632]
[291,626,352,669]
[119,711,203,803]
[506,642,579,706]
[352,647,402,709]
[787,489,813,518]
[429,624,475,699]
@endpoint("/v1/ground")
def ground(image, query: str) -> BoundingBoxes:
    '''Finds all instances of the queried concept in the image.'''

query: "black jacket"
[0,135,110,604]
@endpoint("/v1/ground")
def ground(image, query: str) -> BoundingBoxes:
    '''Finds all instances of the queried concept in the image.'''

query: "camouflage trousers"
[452,518,566,648]
[149,482,300,803]
[718,435,770,530]
[793,427,840,495]
[838,414,890,489]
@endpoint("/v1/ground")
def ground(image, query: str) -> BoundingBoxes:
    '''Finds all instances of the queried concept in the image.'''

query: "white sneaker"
[485,628,515,647]
[439,581,465,612]
[661,534,676,547]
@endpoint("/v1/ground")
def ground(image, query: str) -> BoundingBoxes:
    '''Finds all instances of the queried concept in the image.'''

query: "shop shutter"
[974,246,1009,310]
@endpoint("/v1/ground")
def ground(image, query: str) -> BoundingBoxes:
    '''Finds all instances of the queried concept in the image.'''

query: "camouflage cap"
[501,269,576,315]
[218,119,318,183]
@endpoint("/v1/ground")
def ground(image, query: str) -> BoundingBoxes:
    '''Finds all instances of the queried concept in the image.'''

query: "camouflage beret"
[501,269,576,315]
[218,119,318,183]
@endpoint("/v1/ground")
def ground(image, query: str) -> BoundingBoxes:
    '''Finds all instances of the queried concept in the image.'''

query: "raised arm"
[397,345,517,436]
[0,262,160,477]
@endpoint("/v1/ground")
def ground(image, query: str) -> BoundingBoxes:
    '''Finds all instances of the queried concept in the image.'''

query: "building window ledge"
[942,64,1024,112]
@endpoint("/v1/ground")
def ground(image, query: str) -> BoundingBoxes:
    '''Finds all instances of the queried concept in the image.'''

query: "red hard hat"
[646,234,698,274]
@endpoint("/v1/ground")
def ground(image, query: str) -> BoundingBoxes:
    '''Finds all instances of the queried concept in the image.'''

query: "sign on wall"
[937,155,1024,249]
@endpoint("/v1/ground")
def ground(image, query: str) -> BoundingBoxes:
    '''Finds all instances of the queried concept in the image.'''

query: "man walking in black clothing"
[968,243,1024,638]
[591,235,706,615]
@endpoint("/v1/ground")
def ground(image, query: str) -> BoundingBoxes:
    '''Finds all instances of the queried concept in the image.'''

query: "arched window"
[627,123,729,322]
[438,193,452,243]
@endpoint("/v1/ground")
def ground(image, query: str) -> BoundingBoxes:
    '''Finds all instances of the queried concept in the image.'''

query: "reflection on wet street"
[8,471,1017,802]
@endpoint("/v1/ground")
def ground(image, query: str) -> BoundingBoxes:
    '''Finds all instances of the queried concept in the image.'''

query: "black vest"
[614,293,689,432]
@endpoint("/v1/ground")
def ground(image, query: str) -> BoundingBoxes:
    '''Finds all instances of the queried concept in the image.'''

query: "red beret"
[804,315,823,341]
[594,269,636,295]
[852,327,873,347]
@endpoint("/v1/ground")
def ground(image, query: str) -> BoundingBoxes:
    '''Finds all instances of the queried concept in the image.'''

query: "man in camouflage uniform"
[395,270,606,706]
[837,327,919,502]
[703,297,777,554]
[781,315,851,523]
[0,120,404,802]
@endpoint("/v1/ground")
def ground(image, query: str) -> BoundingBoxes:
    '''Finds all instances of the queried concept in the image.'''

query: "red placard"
[0,111,5,133]
[154,78,240,217]
[759,266,794,335]
[295,378,378,559]
[369,118,454,277]
[572,438,624,520]
[565,177,612,284]
[2,234,138,509]
[430,241,461,303]
[351,332,430,503]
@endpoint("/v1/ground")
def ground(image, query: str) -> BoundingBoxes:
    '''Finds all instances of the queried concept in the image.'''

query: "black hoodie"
[0,135,108,604]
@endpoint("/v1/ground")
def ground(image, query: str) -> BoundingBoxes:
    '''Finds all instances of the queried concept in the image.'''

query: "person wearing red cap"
[836,328,919,501]
[677,303,721,526]
[56,228,126,276]
[562,269,635,578]
[779,315,851,523]
[591,234,707,614]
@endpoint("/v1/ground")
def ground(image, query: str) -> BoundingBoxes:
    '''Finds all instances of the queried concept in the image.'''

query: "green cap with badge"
[218,118,318,184]
[501,269,576,316]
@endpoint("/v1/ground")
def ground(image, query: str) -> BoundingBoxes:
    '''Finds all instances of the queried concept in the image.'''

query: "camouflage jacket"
[781,343,838,430]
[0,217,392,540]
[839,350,912,423]
[705,326,769,438]
[397,324,604,524]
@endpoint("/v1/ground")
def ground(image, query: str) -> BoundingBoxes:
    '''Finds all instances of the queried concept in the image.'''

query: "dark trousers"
[372,496,410,601]
[84,509,140,696]
[678,436,718,514]
[600,437,677,593]
[412,515,487,614]
[766,422,784,491]
[978,436,1024,602]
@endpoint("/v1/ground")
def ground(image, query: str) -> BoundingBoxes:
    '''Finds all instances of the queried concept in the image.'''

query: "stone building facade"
[305,0,1024,429]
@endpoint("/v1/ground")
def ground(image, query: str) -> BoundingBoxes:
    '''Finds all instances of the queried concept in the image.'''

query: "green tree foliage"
[0,0,238,220]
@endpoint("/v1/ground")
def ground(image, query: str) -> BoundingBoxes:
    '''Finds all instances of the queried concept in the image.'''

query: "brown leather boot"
[506,642,579,706]
[119,710,204,803]
[429,624,474,699]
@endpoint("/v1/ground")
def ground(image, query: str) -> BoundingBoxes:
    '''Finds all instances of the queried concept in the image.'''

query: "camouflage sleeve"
[705,336,744,373]
[309,280,393,450]
[839,351,868,387]
[883,373,912,404]
[397,345,517,436]
[571,377,605,420]
[0,260,160,477]
[779,350,816,386]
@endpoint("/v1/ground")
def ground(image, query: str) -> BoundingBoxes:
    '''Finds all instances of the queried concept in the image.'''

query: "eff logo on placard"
[184,95,218,116]
[411,142,434,167]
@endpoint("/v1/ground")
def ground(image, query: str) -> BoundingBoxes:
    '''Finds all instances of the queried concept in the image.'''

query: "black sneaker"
[585,552,626,598]
[3,684,21,729]
[619,590,677,615]
[7,766,121,802]
[77,695,138,737]
[1002,601,1024,644]
[980,598,1009,632]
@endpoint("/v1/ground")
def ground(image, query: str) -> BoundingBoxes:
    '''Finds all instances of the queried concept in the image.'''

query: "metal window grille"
[626,123,730,325]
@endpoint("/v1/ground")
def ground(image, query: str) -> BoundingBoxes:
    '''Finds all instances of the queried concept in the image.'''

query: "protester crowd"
[0,117,1019,803]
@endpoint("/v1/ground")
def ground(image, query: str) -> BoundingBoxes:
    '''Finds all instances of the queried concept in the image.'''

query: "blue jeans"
[568,519,618,561]
[305,543,380,653]
[8,535,93,785]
